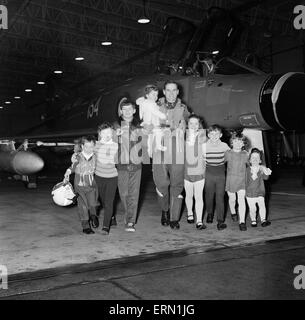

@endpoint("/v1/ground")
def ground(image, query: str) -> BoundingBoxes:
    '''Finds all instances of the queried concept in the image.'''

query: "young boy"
[64,136,99,235]
[114,101,143,232]
[205,124,230,230]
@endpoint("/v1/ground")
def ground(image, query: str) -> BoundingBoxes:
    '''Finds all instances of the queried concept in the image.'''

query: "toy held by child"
[64,136,99,235]
[136,84,167,156]
[245,148,272,227]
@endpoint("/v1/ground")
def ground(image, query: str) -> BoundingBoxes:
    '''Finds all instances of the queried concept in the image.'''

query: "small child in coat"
[246,148,272,227]
[64,136,99,235]
[136,84,167,156]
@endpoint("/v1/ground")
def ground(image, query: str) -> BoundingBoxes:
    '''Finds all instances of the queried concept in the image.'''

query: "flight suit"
[152,97,190,224]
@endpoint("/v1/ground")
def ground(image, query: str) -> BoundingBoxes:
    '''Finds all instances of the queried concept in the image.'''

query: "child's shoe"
[169,221,180,229]
[239,223,247,231]
[196,222,206,230]
[261,220,271,227]
[101,227,109,235]
[217,222,227,230]
[187,215,195,224]
[125,223,136,232]
[83,228,95,235]
[251,221,257,227]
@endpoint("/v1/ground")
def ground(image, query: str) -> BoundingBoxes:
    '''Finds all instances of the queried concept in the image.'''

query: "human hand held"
[71,153,78,163]
[64,169,71,183]
[261,166,272,175]
[116,128,123,136]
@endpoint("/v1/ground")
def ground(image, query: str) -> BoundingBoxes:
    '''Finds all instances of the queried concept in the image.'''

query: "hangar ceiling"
[0,0,303,116]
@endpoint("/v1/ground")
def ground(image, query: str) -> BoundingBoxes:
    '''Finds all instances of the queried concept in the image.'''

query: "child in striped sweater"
[94,122,119,235]
[205,124,230,230]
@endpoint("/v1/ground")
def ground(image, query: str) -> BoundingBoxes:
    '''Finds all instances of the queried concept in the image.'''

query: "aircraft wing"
[0,128,97,143]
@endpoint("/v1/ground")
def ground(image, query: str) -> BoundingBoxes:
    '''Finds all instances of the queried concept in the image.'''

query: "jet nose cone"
[272,72,305,131]
[13,151,44,175]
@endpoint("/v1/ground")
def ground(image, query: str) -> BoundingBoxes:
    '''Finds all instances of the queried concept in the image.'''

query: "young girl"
[94,122,118,235]
[64,136,99,235]
[225,131,249,231]
[246,148,272,227]
[136,84,167,156]
[184,114,207,230]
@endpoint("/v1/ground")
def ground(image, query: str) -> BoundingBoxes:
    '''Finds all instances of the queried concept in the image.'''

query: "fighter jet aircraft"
[1,5,304,181]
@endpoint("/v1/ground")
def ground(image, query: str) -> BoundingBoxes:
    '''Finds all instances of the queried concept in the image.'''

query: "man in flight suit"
[152,80,190,229]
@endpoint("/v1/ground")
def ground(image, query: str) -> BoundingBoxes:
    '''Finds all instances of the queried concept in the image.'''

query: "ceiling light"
[263,31,272,38]
[138,0,150,24]
[137,17,150,24]
[37,81,45,85]
[5,101,11,104]
[25,89,32,92]
[14,96,21,99]
[54,70,63,74]
[75,56,85,61]
[101,39,112,46]
[212,50,219,55]
[0,106,3,109]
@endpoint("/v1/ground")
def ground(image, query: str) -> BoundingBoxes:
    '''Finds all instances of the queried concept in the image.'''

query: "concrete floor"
[0,165,305,277]
[1,235,305,299]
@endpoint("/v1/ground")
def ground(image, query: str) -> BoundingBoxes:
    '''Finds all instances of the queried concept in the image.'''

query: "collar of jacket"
[158,97,181,109]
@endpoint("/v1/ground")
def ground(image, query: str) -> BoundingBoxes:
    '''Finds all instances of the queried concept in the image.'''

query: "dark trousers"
[118,169,142,225]
[152,163,184,222]
[205,165,226,223]
[95,175,118,229]
[74,184,99,229]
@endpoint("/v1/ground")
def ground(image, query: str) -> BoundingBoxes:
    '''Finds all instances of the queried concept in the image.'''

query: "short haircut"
[97,122,113,133]
[229,130,249,150]
[80,135,96,145]
[207,124,222,134]
[187,114,203,128]
[119,100,136,111]
[163,80,179,90]
[249,147,264,163]
[144,84,158,96]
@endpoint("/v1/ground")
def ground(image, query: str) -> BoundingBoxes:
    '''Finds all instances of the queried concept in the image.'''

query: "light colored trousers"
[184,178,205,223]
[227,190,246,223]
[246,196,267,222]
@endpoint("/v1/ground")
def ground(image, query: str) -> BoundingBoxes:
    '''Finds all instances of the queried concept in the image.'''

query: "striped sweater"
[94,140,118,178]
[206,140,230,167]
